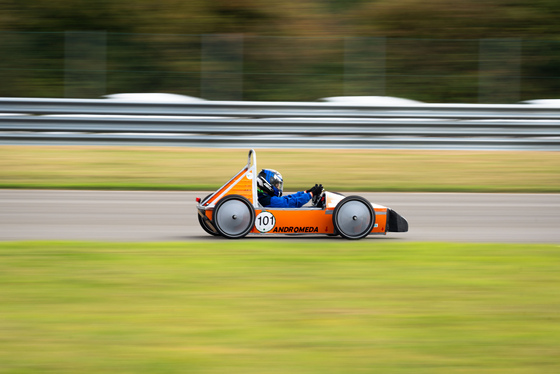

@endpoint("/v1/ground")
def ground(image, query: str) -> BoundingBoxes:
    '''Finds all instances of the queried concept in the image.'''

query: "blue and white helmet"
[257,169,283,197]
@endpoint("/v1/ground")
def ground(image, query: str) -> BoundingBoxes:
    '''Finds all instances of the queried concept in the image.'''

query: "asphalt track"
[1,190,559,243]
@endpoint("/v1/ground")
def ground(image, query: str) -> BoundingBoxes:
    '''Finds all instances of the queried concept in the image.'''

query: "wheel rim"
[336,200,372,238]
[215,199,252,237]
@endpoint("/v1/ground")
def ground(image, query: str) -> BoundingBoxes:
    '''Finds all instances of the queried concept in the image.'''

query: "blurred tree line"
[1,0,559,102]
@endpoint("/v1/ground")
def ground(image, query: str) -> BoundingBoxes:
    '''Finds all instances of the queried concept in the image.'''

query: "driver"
[257,169,323,208]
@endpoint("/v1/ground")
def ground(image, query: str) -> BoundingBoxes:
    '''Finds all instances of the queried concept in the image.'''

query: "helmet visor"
[269,172,283,195]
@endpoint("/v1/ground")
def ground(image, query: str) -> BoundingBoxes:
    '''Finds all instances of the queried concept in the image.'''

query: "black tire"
[332,196,375,240]
[198,212,220,236]
[198,194,220,236]
[212,195,255,239]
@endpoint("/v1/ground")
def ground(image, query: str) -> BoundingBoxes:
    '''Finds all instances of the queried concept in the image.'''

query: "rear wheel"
[213,195,255,239]
[198,212,220,236]
[332,196,375,240]
[197,194,220,236]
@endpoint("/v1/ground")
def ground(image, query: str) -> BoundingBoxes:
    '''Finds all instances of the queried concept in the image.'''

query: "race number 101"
[255,212,275,233]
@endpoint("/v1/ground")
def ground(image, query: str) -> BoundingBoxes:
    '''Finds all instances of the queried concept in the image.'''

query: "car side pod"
[386,209,409,232]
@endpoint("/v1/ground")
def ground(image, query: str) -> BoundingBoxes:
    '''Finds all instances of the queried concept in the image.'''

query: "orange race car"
[196,149,408,240]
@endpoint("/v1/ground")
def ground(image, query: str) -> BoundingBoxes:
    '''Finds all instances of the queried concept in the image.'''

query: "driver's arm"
[268,191,312,208]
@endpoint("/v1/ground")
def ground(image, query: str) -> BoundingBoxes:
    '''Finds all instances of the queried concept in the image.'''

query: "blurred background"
[1,3,560,373]
[1,0,559,103]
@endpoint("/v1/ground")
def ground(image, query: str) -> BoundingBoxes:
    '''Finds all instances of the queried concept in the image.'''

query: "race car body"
[196,149,408,239]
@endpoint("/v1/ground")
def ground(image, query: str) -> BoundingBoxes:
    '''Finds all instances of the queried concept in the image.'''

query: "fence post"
[478,38,521,103]
[344,37,386,96]
[64,31,107,98]
[200,34,244,101]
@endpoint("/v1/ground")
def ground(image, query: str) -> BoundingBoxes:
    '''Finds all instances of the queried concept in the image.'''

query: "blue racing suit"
[258,191,312,208]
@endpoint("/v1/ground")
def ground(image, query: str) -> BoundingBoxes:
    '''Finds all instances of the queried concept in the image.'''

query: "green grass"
[1,146,559,192]
[1,241,559,373]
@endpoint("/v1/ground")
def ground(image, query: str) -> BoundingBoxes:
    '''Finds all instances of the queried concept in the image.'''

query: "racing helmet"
[257,169,283,197]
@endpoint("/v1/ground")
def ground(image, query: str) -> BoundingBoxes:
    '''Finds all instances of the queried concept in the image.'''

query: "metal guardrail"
[1,97,559,150]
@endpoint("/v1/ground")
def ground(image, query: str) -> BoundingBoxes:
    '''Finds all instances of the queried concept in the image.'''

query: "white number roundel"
[255,212,275,233]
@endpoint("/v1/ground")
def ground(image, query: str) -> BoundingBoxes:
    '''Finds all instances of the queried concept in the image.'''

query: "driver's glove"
[306,184,319,194]
[310,184,323,197]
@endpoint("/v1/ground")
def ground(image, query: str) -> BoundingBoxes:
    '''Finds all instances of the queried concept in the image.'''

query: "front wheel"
[332,196,375,240]
[213,195,255,239]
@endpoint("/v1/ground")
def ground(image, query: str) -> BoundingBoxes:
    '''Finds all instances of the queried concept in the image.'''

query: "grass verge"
[1,146,559,192]
[1,241,559,373]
